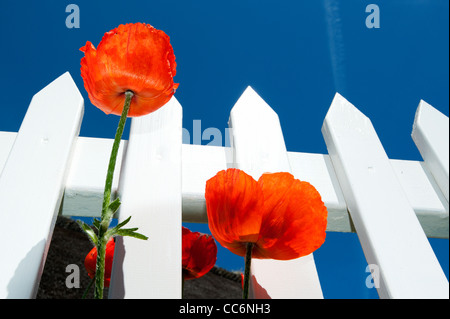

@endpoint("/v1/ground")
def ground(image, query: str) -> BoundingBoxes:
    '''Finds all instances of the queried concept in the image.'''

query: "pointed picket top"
[322,93,374,139]
[0,72,84,298]
[322,93,449,298]
[229,86,323,299]
[31,72,83,105]
[229,86,290,176]
[412,100,449,201]
[230,86,279,120]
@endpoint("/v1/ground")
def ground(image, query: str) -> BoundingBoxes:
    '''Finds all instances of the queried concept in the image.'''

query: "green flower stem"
[101,91,134,219]
[94,91,133,299]
[82,276,95,299]
[243,242,254,299]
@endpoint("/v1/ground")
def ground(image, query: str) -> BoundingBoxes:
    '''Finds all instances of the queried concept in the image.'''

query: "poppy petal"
[255,172,327,260]
[205,169,264,257]
[80,23,178,117]
[182,227,217,280]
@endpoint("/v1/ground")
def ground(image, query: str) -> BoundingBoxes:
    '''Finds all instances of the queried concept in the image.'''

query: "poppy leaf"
[115,215,132,229]
[114,228,148,240]
[108,197,121,213]
[103,215,132,238]
[77,220,98,246]
[92,218,101,230]
[103,197,121,221]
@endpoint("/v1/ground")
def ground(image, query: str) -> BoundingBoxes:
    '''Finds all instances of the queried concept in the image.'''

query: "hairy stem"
[243,242,254,299]
[94,91,133,299]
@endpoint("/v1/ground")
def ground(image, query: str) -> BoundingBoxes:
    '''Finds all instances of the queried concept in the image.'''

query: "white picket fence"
[0,72,448,299]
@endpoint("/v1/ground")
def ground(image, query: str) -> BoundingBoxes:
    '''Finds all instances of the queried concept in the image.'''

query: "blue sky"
[0,1,448,299]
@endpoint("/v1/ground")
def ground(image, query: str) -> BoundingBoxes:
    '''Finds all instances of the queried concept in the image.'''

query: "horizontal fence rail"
[2,138,446,238]
[0,72,448,298]
[2,136,447,238]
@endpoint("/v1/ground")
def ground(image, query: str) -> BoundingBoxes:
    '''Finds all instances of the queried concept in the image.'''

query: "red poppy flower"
[182,226,217,280]
[205,169,327,260]
[80,23,179,117]
[84,238,115,287]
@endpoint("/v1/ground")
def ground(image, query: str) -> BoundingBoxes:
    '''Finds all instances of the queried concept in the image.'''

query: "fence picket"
[322,93,449,298]
[0,132,16,172]
[390,159,448,238]
[229,86,323,299]
[412,100,449,202]
[0,72,84,298]
[108,96,183,299]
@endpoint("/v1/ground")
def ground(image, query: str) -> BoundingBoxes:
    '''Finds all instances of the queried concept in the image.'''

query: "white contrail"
[324,0,347,94]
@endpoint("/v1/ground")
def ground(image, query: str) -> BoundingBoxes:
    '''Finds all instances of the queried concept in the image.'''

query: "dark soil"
[36,216,242,299]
